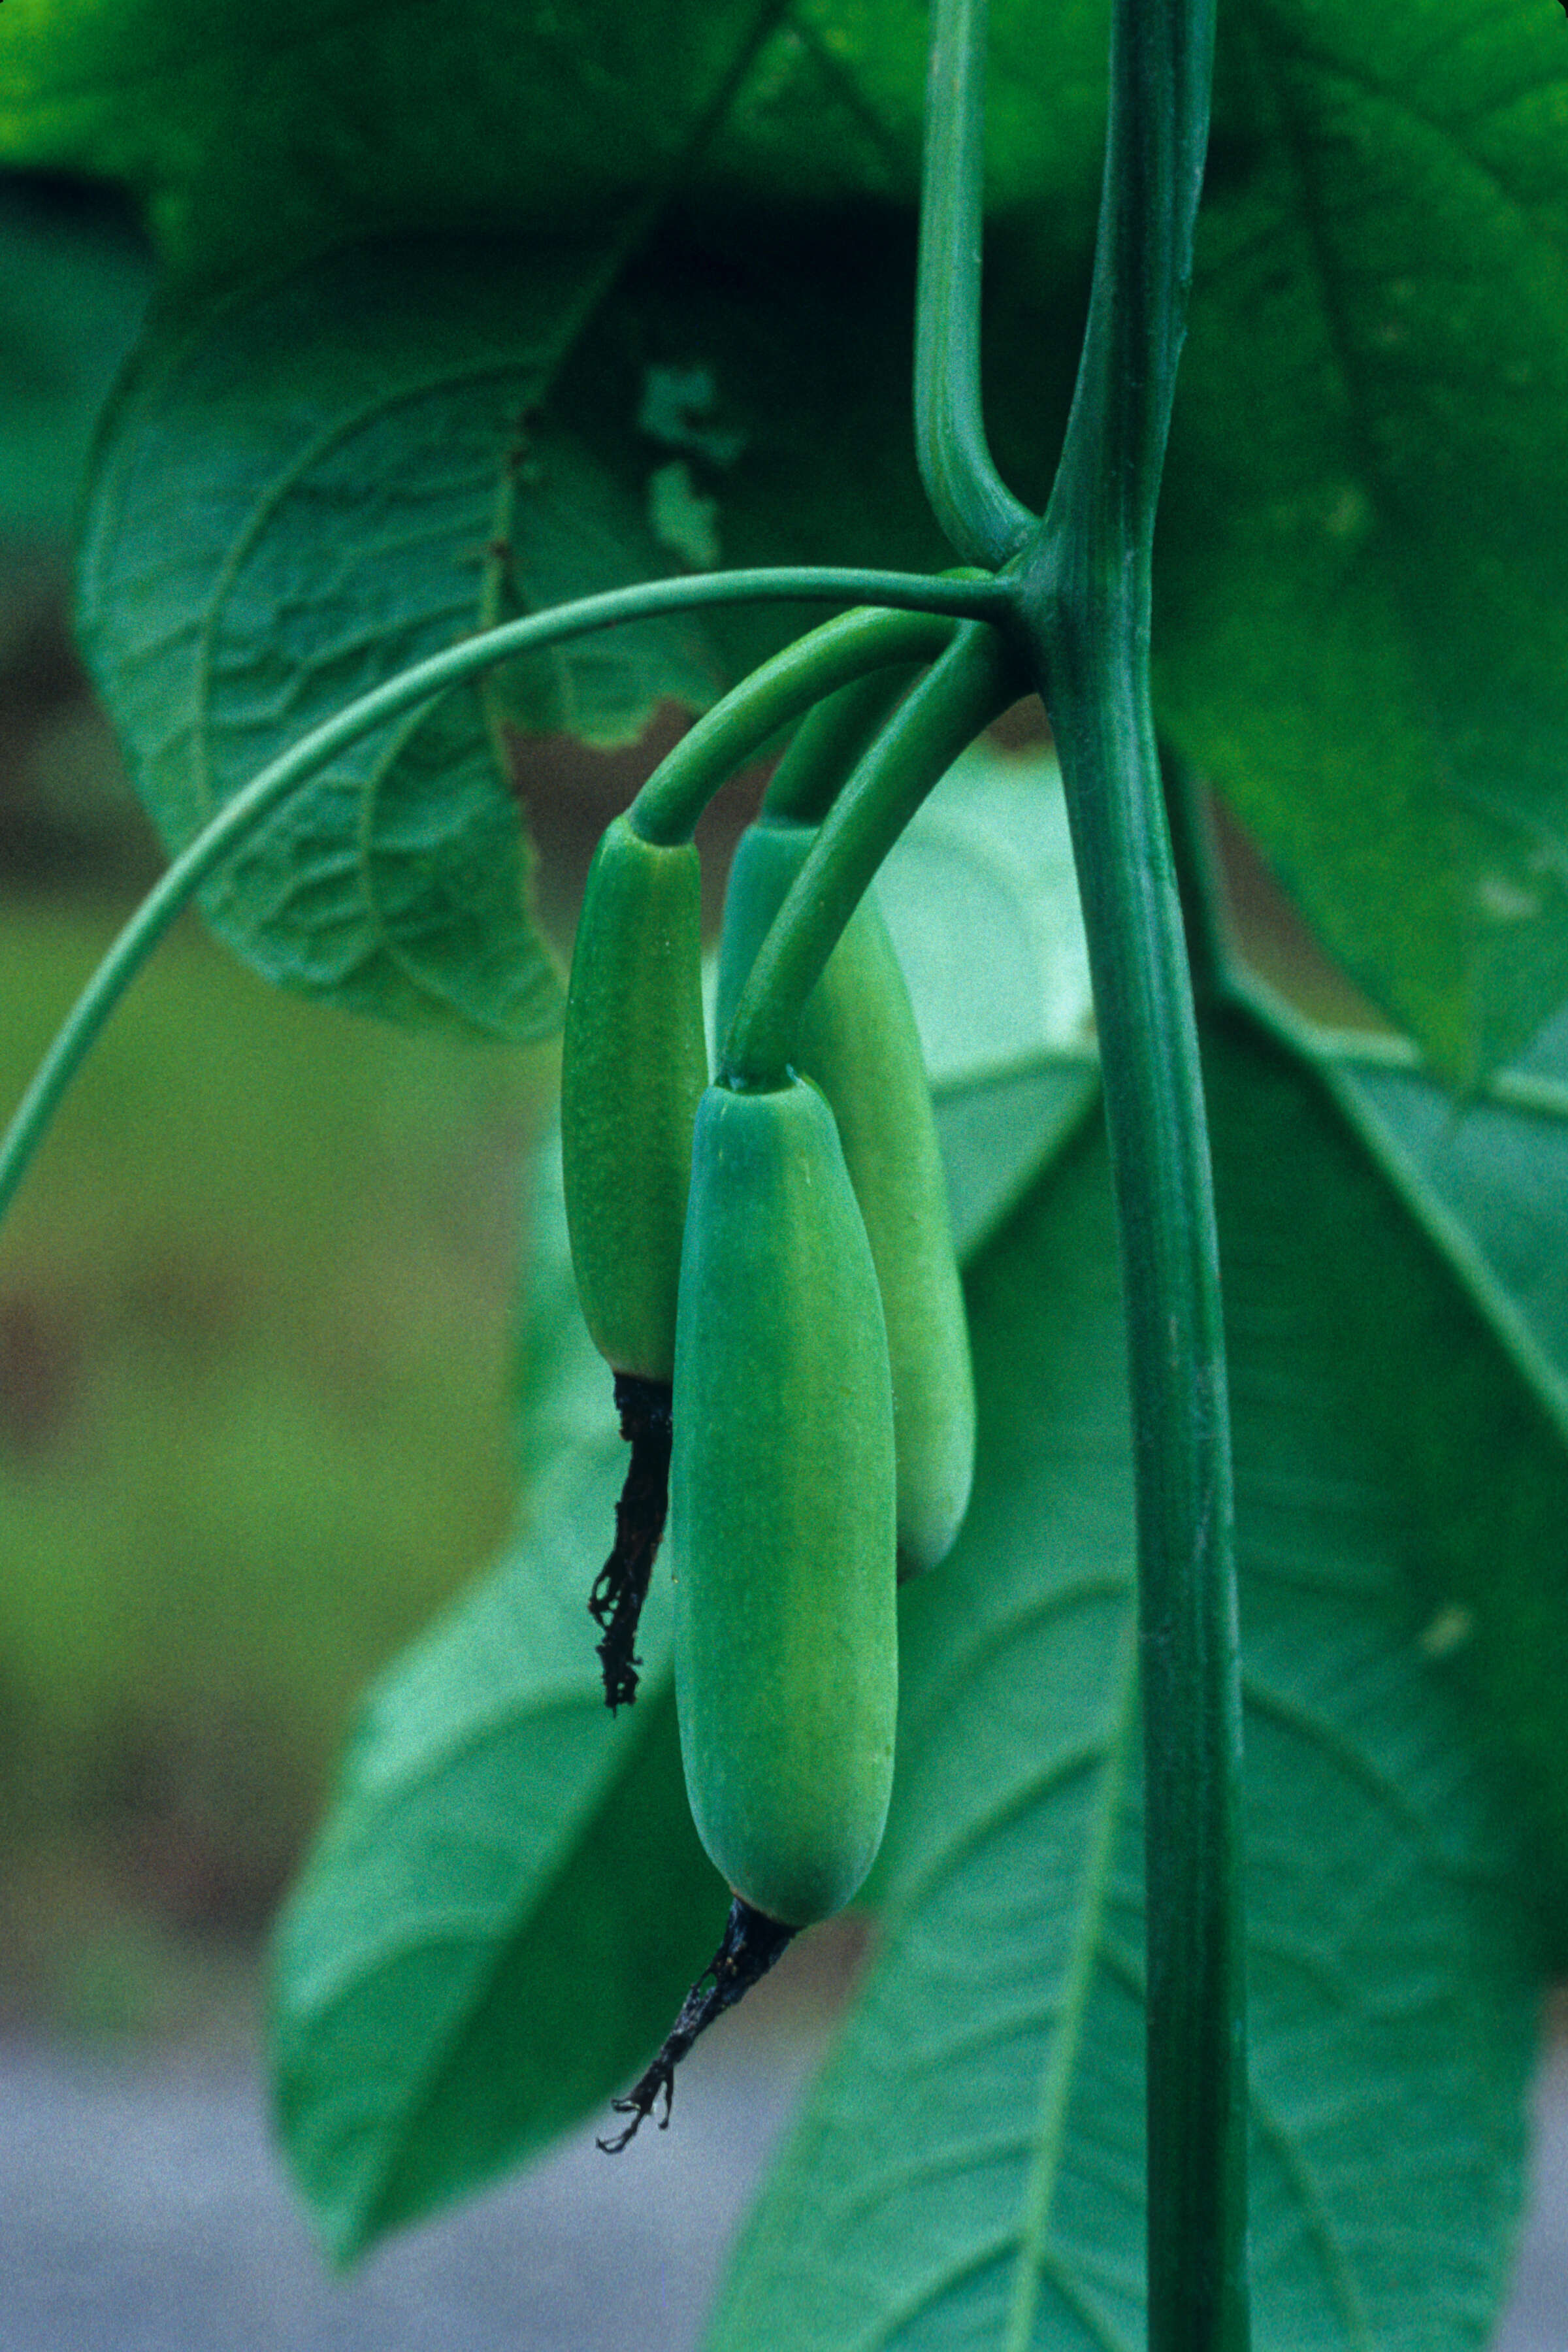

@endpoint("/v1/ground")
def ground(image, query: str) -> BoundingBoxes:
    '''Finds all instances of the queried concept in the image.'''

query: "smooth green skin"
[672,1078,897,1928]
[560,813,708,1382]
[716,819,975,1576]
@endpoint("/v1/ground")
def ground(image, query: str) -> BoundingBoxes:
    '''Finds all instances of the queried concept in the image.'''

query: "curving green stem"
[0,563,1011,1234]
[721,622,1020,1091]
[1007,0,1248,2341]
[916,0,1037,567]
[629,604,957,847]
[759,665,926,827]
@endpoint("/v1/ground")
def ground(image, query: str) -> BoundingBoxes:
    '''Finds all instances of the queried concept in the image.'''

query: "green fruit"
[672,1076,897,1929]
[561,813,708,1382]
[716,817,975,1576]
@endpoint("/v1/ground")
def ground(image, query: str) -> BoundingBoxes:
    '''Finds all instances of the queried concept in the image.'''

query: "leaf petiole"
[917,0,1037,566]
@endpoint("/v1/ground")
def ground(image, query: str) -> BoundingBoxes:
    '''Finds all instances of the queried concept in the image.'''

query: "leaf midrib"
[1002,1618,1139,2352]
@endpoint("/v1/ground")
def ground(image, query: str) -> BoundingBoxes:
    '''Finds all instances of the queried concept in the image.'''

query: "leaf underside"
[1160,0,1568,1078]
[76,239,719,1037]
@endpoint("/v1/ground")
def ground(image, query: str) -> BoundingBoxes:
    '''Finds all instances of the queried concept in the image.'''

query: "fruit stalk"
[721,622,1019,1093]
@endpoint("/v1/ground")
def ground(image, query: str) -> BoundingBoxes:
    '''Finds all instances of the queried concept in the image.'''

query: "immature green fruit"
[716,817,975,1576]
[561,813,708,1383]
[673,1077,897,1929]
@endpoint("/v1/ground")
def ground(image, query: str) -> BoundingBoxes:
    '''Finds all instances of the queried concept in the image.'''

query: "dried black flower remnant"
[587,1372,673,1711]
[597,1899,796,2153]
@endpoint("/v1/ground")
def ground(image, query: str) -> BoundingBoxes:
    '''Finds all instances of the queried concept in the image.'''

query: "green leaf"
[1306,1040,1568,1456]
[0,0,781,292]
[935,1054,1101,1267]
[1232,999,1568,1959]
[0,177,152,540]
[1158,0,1568,1077]
[708,1019,1539,2351]
[77,238,717,1038]
[875,733,1098,1260]
[0,0,1107,295]
[881,740,1092,1091]
[269,1144,725,2261]
[557,204,956,685]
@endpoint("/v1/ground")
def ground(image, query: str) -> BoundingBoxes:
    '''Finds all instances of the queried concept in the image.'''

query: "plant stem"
[721,622,1019,1089]
[1007,0,1249,2342]
[630,604,956,846]
[759,664,923,825]
[0,564,1009,1235]
[917,0,1036,566]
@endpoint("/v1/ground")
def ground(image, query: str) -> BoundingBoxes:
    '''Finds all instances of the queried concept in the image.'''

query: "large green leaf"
[1269,990,1568,1456]
[1217,996,1568,1958]
[76,239,717,1037]
[0,0,1105,292]
[1158,0,1568,1078]
[881,740,1091,1087]
[708,1020,1539,2351]
[702,0,1109,274]
[269,1145,727,2261]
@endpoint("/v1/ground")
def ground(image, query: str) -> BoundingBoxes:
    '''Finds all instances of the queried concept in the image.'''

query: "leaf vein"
[1004,1622,1141,2352]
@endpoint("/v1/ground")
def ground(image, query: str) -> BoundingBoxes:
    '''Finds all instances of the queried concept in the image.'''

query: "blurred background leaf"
[0,0,785,290]
[880,732,1099,1257]
[0,176,150,542]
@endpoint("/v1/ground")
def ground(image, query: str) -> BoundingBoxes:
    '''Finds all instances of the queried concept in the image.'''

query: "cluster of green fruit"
[559,632,981,2136]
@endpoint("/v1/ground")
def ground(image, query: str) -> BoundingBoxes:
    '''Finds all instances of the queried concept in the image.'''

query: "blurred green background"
[0,613,559,2036]
[0,176,570,2036]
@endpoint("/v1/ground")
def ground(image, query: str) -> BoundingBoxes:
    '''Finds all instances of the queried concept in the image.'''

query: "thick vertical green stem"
[1039,615,1246,2352]
[1008,0,1249,2345]
[916,0,1037,567]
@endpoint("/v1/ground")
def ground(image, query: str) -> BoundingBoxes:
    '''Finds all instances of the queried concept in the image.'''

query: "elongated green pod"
[561,813,708,1383]
[673,1077,896,1929]
[716,817,975,1575]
